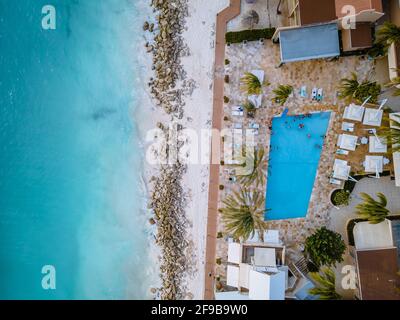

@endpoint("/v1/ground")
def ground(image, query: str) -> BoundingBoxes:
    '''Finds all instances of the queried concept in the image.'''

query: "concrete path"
[204,0,241,300]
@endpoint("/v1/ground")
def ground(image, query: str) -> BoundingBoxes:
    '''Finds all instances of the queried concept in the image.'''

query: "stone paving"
[215,40,377,280]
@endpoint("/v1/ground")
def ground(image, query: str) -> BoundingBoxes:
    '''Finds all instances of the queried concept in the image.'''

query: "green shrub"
[224,75,230,83]
[219,185,225,190]
[226,28,276,44]
[216,258,222,265]
[305,227,346,269]
[225,59,230,65]
[217,232,224,239]
[224,96,230,103]
[332,190,350,206]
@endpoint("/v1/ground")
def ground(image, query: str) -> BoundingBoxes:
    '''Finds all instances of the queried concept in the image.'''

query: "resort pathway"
[204,0,241,300]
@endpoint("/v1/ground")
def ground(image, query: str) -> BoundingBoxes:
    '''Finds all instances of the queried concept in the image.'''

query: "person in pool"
[299,123,305,129]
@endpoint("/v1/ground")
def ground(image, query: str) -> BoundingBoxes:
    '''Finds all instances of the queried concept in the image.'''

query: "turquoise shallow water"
[0,0,152,299]
[266,112,331,220]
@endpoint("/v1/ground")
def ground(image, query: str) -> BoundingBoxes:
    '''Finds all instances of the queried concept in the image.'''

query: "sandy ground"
[179,0,229,299]
[135,0,229,299]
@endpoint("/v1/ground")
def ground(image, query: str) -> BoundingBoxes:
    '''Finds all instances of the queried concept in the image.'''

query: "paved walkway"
[204,0,241,300]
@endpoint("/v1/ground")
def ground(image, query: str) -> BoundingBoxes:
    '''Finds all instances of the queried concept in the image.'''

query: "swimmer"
[299,123,305,129]
[307,134,311,138]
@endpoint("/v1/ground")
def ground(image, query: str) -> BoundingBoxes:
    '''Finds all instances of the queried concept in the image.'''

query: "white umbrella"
[338,134,358,151]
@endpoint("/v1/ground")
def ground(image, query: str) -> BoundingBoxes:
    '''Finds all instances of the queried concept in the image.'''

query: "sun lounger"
[317,88,323,101]
[300,86,307,98]
[336,149,349,155]
[234,123,243,129]
[329,178,342,185]
[312,88,318,100]
[249,122,260,129]
[341,122,355,132]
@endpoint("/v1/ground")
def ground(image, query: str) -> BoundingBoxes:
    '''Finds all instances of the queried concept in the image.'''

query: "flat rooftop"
[356,247,400,300]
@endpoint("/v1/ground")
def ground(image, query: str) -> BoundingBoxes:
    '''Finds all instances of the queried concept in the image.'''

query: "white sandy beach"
[135,0,229,299]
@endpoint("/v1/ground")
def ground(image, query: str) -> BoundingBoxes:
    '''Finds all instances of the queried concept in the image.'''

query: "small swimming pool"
[265,112,331,220]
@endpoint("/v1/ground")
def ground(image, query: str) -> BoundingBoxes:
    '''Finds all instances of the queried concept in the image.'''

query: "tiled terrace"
[215,40,376,280]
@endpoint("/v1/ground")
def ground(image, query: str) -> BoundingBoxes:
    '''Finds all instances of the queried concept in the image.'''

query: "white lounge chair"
[300,86,307,98]
[342,122,355,132]
[317,88,323,102]
[312,88,318,100]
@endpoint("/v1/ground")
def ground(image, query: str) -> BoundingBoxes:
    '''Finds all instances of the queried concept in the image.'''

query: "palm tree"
[272,84,293,105]
[220,188,267,241]
[338,73,360,101]
[375,22,400,50]
[235,148,267,187]
[355,192,390,224]
[243,100,256,118]
[309,267,342,300]
[380,114,400,153]
[338,73,381,104]
[240,72,263,95]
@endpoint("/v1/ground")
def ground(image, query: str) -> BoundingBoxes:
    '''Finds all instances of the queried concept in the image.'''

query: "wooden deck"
[204,0,241,300]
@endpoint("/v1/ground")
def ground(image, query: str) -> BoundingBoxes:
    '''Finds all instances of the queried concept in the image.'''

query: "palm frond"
[380,114,400,153]
[240,72,263,95]
[309,267,342,300]
[235,148,267,187]
[220,188,267,240]
[272,84,293,106]
[356,192,390,224]
[376,22,400,49]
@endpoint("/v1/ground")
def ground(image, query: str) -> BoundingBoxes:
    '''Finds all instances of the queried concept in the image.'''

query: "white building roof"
[226,265,240,288]
[228,243,241,264]
[248,270,286,300]
[353,220,394,250]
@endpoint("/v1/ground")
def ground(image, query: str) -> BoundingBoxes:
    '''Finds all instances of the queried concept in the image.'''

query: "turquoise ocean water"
[0,0,153,299]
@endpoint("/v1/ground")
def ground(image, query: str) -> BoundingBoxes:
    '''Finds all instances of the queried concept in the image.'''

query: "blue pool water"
[0,0,153,299]
[266,112,331,220]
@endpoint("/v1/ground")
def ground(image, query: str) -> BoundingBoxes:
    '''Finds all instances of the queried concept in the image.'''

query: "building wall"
[336,0,383,18]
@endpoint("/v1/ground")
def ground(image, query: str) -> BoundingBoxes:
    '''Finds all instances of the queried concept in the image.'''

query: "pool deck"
[214,39,377,283]
[204,0,241,300]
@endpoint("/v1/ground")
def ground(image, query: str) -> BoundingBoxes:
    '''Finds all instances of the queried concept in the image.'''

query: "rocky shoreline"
[144,0,194,300]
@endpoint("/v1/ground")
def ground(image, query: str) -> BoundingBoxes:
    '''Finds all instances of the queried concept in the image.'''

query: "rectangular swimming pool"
[265,112,331,220]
